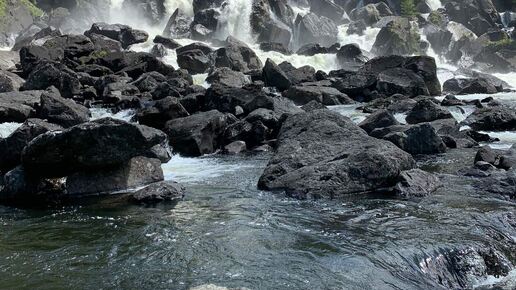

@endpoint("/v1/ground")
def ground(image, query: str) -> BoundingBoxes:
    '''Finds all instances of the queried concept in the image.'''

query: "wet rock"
[164,110,236,156]
[443,77,499,96]
[262,58,291,91]
[87,33,123,52]
[0,70,24,93]
[214,37,263,72]
[131,181,185,204]
[372,18,421,56]
[0,119,62,173]
[163,8,192,39]
[359,109,399,134]
[441,95,465,106]
[349,3,393,26]
[137,96,189,129]
[0,91,43,123]
[282,85,353,106]
[85,22,149,49]
[371,123,447,155]
[38,89,90,128]
[22,118,167,177]
[336,44,369,70]
[66,156,163,196]
[19,45,63,76]
[310,0,346,23]
[176,43,214,74]
[206,67,250,88]
[13,25,62,51]
[279,62,317,85]
[224,141,247,154]
[301,100,327,112]
[0,166,64,204]
[259,42,291,55]
[376,68,430,97]
[22,62,80,98]
[394,169,441,198]
[258,109,415,198]
[332,71,377,101]
[131,71,167,93]
[406,99,454,124]
[462,105,516,131]
[153,35,181,50]
[296,43,331,56]
[294,13,339,47]
[150,44,167,57]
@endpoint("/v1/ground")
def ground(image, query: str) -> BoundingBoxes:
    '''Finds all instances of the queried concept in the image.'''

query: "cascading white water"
[426,0,442,11]
[216,0,255,43]
[164,0,194,16]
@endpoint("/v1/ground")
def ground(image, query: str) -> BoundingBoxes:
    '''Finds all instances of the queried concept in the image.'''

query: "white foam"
[164,0,193,16]
[480,131,516,150]
[216,0,255,43]
[0,122,22,138]
[162,155,251,183]
[426,0,442,10]
[89,108,136,122]
[338,26,381,52]
[254,46,340,72]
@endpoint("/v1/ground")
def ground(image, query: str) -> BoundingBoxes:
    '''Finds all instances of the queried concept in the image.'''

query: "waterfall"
[216,0,255,43]
[164,0,193,16]
[426,0,442,11]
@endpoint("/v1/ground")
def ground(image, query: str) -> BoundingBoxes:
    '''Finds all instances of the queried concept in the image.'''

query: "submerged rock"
[258,109,415,199]
[131,181,185,204]
[395,169,441,198]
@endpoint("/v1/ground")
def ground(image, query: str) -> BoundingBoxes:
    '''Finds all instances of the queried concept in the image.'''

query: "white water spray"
[216,0,254,43]
[164,0,193,16]
[426,0,442,11]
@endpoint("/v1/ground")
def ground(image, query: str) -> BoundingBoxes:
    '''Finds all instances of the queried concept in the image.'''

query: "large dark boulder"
[0,70,25,93]
[38,88,90,128]
[332,71,378,101]
[0,91,43,123]
[163,8,192,38]
[258,109,415,198]
[282,85,353,106]
[294,13,339,47]
[372,17,422,56]
[164,110,236,156]
[262,58,291,91]
[405,99,454,124]
[279,62,317,85]
[131,181,185,204]
[443,78,500,95]
[206,67,250,88]
[214,37,263,72]
[462,104,516,131]
[359,109,399,134]
[394,169,441,198]
[21,118,167,177]
[21,62,80,98]
[66,156,164,196]
[0,119,62,173]
[376,68,430,97]
[176,43,214,74]
[310,0,346,23]
[370,123,447,155]
[137,96,190,129]
[84,22,149,49]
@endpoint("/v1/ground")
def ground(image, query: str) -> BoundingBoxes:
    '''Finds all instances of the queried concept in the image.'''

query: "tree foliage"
[400,0,417,18]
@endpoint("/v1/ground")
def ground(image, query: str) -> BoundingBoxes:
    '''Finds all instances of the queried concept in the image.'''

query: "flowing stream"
[1,1,516,289]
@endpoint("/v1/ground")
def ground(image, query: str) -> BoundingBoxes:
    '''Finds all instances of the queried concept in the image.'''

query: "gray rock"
[224,141,247,154]
[66,157,164,196]
[0,70,25,93]
[394,169,441,198]
[371,123,447,155]
[406,99,454,124]
[258,109,415,198]
[282,85,353,105]
[38,89,90,128]
[206,67,250,88]
[131,181,185,204]
[359,109,399,134]
[22,118,167,177]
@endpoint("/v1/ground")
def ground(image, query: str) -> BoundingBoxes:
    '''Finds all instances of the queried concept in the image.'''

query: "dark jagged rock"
[443,78,500,95]
[294,13,339,47]
[87,33,123,52]
[137,96,190,129]
[394,169,441,198]
[176,43,214,74]
[278,62,316,85]
[406,99,454,124]
[13,26,62,51]
[336,44,369,70]
[38,88,90,128]
[259,42,291,55]
[131,181,185,204]
[206,67,250,88]
[310,0,346,23]
[163,8,192,39]
[21,61,80,98]
[262,58,291,91]
[462,104,516,131]
[214,37,263,72]
[150,44,167,57]
[258,109,415,198]
[372,18,421,56]
[84,22,149,49]
[371,123,447,155]
[0,91,42,123]
[359,109,399,134]
[376,68,429,97]
[66,156,164,196]
[441,95,465,106]
[21,118,167,177]
[19,45,64,76]
[332,71,377,101]
[164,110,236,156]
[153,35,181,50]
[0,119,62,173]
[0,70,25,93]
[282,85,353,106]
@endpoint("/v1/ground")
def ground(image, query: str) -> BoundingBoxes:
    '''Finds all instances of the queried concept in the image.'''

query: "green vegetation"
[0,0,43,29]
[20,0,43,17]
[428,11,446,27]
[487,38,516,51]
[400,0,417,18]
